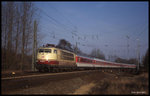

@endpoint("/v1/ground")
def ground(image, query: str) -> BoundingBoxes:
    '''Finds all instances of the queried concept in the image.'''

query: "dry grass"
[90,72,149,95]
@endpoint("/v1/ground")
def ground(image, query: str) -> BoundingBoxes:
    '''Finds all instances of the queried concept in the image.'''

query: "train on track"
[35,44,137,72]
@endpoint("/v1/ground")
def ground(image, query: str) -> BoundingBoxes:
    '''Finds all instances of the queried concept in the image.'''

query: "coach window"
[54,50,57,54]
[78,58,80,62]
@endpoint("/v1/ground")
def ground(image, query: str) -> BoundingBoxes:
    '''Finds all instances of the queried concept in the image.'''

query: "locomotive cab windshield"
[39,49,51,53]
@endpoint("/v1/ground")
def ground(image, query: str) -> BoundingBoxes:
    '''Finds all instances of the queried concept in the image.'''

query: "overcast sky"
[35,1,148,61]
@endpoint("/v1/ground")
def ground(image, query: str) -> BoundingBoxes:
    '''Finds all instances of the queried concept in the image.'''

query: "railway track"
[2,68,139,81]
[2,70,100,93]
[2,70,97,80]
[1,68,94,78]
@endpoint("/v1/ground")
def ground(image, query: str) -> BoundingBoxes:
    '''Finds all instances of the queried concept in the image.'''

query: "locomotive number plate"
[40,60,45,62]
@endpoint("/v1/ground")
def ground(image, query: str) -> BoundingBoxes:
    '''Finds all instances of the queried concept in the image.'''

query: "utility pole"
[75,42,77,54]
[136,39,140,71]
[32,20,37,71]
[126,35,130,60]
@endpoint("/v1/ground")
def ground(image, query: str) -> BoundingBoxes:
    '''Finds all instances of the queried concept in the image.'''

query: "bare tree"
[90,48,105,60]
[2,2,8,70]
[21,2,35,70]
[142,48,149,71]
[2,2,40,71]
[14,3,21,55]
[3,2,15,69]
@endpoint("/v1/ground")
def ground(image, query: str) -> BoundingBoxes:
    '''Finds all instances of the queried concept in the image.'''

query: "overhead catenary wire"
[35,5,95,43]
[35,6,76,35]
[36,7,92,43]
[37,15,77,41]
[125,22,148,42]
[47,5,77,31]
[34,4,147,61]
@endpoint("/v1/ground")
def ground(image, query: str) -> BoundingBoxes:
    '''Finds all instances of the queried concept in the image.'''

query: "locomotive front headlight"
[46,56,49,61]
